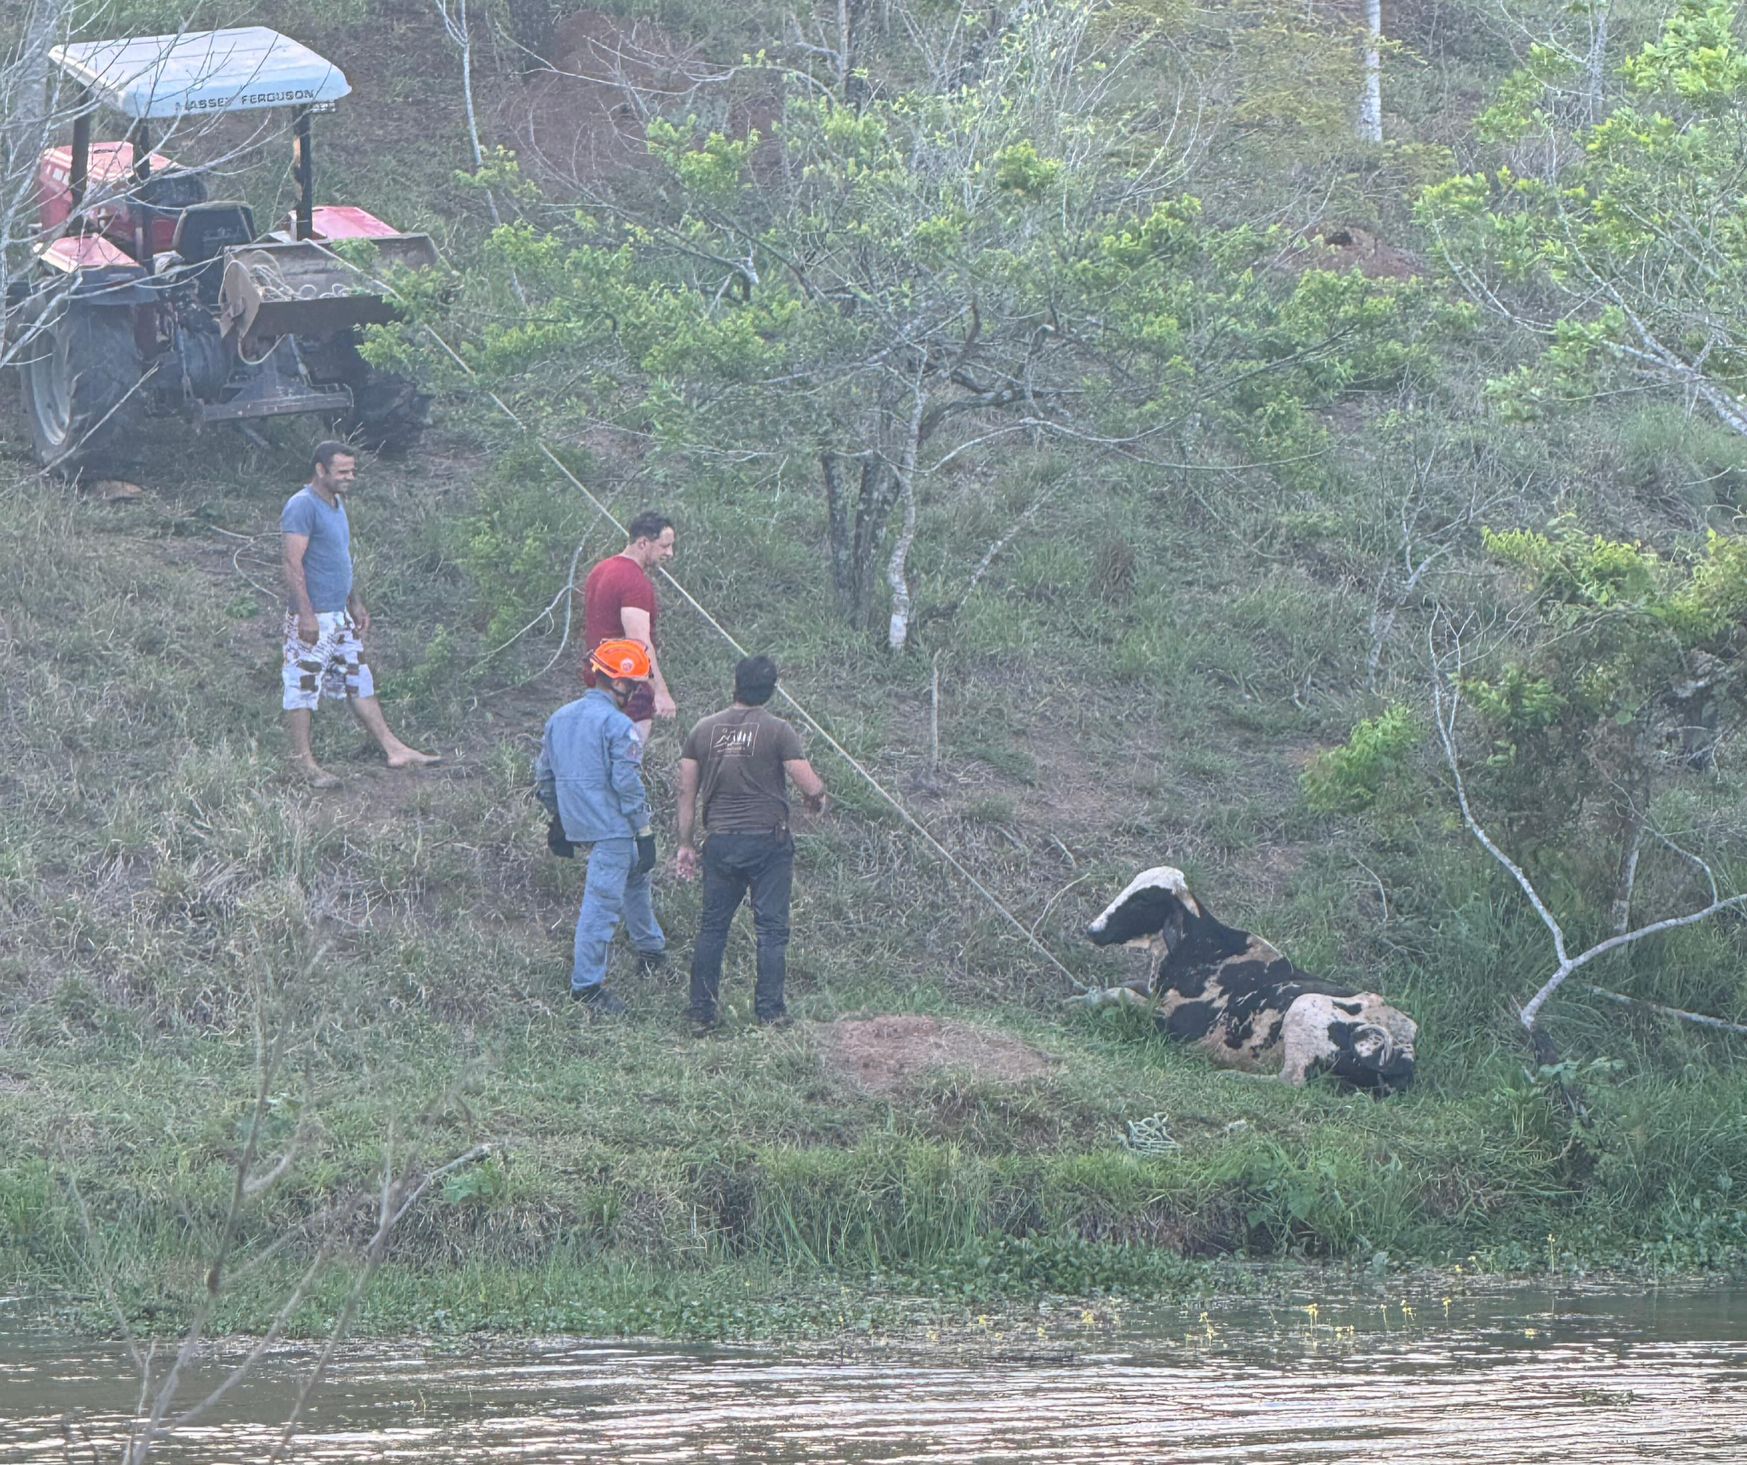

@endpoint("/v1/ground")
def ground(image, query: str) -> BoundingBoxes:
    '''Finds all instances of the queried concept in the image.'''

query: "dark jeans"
[689,832,794,1021]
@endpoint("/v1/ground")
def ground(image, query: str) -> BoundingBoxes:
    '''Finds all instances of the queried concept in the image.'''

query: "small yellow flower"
[1303,1303,1320,1322]
[1080,1309,1096,1327]
[1523,1327,1538,1339]
[1401,1303,1415,1320]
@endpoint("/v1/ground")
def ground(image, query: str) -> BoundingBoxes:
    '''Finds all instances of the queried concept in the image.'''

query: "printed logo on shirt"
[713,726,756,756]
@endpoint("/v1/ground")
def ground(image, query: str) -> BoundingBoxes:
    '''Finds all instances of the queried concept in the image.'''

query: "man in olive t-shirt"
[675,656,827,1031]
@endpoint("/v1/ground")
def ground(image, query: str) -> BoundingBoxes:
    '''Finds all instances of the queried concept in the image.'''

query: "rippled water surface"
[3,1286,1744,1462]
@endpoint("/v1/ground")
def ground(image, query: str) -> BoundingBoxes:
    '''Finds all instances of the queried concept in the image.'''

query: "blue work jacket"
[533,689,650,843]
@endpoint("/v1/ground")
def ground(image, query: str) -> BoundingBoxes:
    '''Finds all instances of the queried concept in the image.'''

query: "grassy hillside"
[4,0,1747,1340]
[3,405,1745,1337]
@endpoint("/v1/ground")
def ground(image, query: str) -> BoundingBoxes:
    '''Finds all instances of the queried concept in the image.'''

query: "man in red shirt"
[582,511,678,743]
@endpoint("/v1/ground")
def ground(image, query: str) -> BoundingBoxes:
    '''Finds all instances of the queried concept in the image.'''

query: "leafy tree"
[1418,0,1747,442]
[437,0,1447,645]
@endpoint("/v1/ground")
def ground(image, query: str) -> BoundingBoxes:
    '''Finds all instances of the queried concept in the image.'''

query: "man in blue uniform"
[535,639,666,1014]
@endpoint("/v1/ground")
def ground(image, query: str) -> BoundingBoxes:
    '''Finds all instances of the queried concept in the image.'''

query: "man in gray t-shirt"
[280,441,437,788]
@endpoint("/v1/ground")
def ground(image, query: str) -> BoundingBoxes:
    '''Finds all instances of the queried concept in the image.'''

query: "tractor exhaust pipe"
[293,106,314,241]
[69,97,92,211]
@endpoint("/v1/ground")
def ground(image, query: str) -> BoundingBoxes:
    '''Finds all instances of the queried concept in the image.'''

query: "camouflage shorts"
[281,610,376,712]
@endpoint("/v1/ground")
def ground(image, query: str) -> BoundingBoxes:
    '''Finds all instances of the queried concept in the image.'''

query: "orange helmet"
[589,638,652,682]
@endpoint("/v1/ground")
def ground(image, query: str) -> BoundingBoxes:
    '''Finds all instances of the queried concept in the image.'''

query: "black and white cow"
[1078,866,1417,1094]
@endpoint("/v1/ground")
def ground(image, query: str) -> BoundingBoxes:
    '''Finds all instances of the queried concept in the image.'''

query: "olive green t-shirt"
[682,705,806,833]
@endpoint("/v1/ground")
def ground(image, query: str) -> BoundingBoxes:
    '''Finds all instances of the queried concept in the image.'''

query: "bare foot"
[292,761,342,790]
[385,748,442,769]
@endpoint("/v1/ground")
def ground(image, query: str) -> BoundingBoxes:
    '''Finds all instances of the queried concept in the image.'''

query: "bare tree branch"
[1431,621,1747,1034]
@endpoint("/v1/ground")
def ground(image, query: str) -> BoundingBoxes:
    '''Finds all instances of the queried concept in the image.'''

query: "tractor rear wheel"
[18,296,143,477]
[302,331,431,455]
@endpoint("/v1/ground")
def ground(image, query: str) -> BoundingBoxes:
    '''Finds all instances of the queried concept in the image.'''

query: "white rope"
[412,325,1088,989]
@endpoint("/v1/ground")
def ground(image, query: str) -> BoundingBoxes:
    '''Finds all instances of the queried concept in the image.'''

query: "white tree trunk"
[1357,0,1383,144]
[1582,0,1611,125]
[836,0,852,94]
[433,0,501,226]
[1,0,63,162]
[885,383,927,653]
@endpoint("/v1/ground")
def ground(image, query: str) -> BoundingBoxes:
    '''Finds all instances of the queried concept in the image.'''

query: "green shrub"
[450,452,594,645]
[1302,703,1421,813]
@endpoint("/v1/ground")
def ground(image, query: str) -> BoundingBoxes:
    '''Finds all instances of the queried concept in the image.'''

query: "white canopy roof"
[50,27,350,119]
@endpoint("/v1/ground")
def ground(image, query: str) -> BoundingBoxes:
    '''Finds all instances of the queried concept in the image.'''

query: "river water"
[2,1284,1743,1462]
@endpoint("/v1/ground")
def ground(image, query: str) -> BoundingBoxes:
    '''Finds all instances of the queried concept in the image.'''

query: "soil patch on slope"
[818,1015,1054,1095]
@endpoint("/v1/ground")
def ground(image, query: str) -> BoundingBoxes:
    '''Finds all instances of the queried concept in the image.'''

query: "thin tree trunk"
[1357,0,1383,144]
[836,0,852,93]
[436,0,501,227]
[886,383,927,652]
[1,0,63,162]
[929,650,941,770]
[0,0,69,322]
[1610,816,1645,937]
[822,448,894,626]
[1581,0,1611,125]
[821,450,857,615]
[885,472,918,650]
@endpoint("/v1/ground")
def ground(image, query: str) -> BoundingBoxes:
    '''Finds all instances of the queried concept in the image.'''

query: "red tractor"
[7,27,439,476]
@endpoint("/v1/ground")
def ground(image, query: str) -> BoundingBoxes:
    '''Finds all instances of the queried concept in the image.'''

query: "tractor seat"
[171,201,256,263]
[168,202,257,304]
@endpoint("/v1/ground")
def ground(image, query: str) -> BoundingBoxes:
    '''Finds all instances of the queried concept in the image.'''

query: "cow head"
[1086,866,1204,964]
[1338,1005,1418,1094]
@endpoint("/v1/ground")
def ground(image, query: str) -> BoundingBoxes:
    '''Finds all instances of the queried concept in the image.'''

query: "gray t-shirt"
[281,486,353,613]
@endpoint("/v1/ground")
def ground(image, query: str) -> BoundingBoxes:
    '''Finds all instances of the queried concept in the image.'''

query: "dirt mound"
[819,1015,1054,1095]
[1283,223,1421,281]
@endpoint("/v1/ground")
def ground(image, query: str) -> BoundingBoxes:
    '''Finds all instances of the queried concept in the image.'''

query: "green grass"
[4,426,1747,1339]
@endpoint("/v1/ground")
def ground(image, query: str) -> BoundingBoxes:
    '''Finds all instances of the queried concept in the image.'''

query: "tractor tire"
[17,295,143,477]
[302,331,431,456]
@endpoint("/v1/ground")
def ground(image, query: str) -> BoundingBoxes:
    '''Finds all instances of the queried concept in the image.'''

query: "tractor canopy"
[49,27,349,119]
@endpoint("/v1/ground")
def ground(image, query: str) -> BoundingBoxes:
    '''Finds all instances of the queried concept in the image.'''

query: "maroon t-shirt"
[581,554,657,719]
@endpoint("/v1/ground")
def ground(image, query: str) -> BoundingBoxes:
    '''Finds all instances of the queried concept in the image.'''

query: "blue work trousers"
[572,836,664,993]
